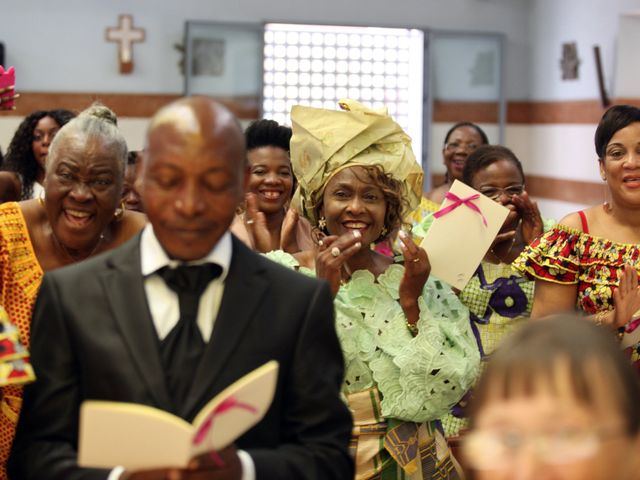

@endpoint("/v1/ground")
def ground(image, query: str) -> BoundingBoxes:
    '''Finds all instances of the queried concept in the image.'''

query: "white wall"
[528,0,640,101]
[614,12,640,97]
[2,0,532,98]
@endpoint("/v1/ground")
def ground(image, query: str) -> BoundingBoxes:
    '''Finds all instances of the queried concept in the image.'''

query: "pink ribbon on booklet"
[192,396,258,466]
[433,192,488,227]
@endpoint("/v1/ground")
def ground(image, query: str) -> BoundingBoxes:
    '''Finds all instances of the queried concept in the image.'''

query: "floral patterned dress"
[513,224,640,368]
[266,251,480,480]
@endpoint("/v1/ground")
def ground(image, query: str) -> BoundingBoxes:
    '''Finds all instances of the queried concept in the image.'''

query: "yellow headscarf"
[290,99,424,225]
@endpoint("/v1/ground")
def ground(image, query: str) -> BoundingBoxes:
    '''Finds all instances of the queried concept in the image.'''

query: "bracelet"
[406,321,418,336]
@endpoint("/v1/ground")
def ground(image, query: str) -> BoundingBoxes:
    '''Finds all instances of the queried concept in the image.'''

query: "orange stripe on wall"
[508,99,640,124]
[3,92,260,119]
[434,99,640,124]
[3,93,640,123]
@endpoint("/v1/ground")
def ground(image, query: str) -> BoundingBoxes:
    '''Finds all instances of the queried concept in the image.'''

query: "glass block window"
[263,23,424,161]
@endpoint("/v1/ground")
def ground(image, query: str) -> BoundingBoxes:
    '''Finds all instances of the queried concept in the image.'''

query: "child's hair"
[470,315,640,436]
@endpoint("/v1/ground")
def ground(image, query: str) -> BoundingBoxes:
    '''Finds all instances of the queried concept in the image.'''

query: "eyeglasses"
[479,185,525,201]
[462,426,623,470]
[444,141,479,153]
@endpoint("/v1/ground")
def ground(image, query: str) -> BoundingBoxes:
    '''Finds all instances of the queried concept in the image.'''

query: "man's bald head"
[140,97,249,260]
[146,96,246,168]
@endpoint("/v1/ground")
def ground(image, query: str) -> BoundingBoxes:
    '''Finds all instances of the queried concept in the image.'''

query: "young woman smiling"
[230,119,314,253]
[1,109,75,200]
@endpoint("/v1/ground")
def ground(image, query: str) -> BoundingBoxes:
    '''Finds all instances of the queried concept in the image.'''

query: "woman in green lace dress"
[267,100,480,480]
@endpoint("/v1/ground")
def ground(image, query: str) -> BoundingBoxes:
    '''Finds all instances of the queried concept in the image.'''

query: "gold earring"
[114,201,125,221]
[380,226,388,237]
[38,191,45,208]
[318,217,327,229]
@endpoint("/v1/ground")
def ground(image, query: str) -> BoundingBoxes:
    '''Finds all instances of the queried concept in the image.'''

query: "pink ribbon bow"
[433,192,488,226]
[192,396,258,466]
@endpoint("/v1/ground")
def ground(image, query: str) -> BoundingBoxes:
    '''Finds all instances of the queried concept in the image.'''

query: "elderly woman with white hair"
[267,100,480,480]
[0,103,145,479]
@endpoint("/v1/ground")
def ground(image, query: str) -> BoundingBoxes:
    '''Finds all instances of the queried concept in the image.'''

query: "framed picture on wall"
[184,21,263,119]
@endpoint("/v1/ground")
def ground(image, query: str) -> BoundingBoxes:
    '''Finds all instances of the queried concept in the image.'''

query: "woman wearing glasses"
[416,145,548,436]
[463,315,640,480]
[425,121,489,206]
[514,105,640,368]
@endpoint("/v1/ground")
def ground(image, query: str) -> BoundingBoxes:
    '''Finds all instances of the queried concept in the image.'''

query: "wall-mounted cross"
[106,14,145,74]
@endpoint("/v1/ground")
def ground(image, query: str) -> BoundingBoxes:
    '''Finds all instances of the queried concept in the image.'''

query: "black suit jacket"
[9,234,353,480]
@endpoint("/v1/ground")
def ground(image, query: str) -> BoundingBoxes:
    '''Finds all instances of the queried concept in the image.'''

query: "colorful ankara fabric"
[0,202,43,479]
[513,224,640,367]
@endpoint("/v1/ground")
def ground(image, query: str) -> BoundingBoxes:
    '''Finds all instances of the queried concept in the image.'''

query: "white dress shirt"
[109,225,255,480]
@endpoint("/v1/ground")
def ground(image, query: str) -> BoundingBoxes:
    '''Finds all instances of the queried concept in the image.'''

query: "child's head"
[465,315,640,480]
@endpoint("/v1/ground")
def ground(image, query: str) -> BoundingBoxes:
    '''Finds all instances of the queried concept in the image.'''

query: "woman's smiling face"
[246,146,293,215]
[321,166,387,246]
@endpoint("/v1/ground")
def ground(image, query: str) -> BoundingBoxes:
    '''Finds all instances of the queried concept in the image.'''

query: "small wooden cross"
[106,14,145,74]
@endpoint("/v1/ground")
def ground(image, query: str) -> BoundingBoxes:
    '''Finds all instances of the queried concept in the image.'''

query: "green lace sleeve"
[411,212,434,239]
[263,250,315,277]
[336,266,480,423]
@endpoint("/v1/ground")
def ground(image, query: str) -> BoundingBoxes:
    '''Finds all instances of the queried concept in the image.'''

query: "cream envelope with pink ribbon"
[420,180,510,291]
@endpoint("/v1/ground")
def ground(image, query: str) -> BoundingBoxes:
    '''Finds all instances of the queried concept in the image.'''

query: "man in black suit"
[9,97,353,480]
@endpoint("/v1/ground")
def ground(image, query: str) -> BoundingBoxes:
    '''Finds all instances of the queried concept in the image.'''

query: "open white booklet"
[78,360,278,470]
[420,180,510,290]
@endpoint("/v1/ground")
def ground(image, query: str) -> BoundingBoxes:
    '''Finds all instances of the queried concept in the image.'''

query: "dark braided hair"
[2,109,75,199]
[245,119,291,153]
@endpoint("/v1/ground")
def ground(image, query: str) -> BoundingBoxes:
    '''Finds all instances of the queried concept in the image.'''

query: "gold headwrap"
[290,99,424,226]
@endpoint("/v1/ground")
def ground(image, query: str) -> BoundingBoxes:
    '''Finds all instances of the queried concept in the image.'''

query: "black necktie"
[158,263,222,411]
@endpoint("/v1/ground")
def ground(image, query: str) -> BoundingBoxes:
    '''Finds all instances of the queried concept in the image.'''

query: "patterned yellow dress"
[0,202,41,479]
[513,223,640,369]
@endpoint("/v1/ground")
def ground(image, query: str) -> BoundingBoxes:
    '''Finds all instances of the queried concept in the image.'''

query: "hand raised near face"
[511,190,544,245]
[243,192,271,253]
[613,265,640,329]
[397,230,430,325]
[121,446,242,480]
[315,230,362,297]
[280,209,301,254]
